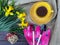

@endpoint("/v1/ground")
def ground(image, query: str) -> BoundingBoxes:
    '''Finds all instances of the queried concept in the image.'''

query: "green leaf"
[3,0,9,7]
[0,0,2,11]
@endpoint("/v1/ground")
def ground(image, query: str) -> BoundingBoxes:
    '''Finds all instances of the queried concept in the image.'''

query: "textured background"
[0,0,59,45]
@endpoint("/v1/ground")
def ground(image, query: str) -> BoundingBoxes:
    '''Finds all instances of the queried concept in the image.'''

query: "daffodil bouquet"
[0,0,28,35]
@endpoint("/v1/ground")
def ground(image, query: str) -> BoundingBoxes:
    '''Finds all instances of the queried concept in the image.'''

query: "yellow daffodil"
[16,11,26,19]
[16,11,28,28]
[18,17,28,28]
[4,6,14,16]
[18,21,28,28]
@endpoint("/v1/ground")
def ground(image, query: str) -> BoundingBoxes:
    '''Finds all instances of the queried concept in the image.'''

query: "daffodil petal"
[5,12,9,16]
[21,18,25,21]
[5,7,7,10]
[3,8,5,11]
[23,13,26,17]
[16,11,20,15]
[10,12,14,15]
